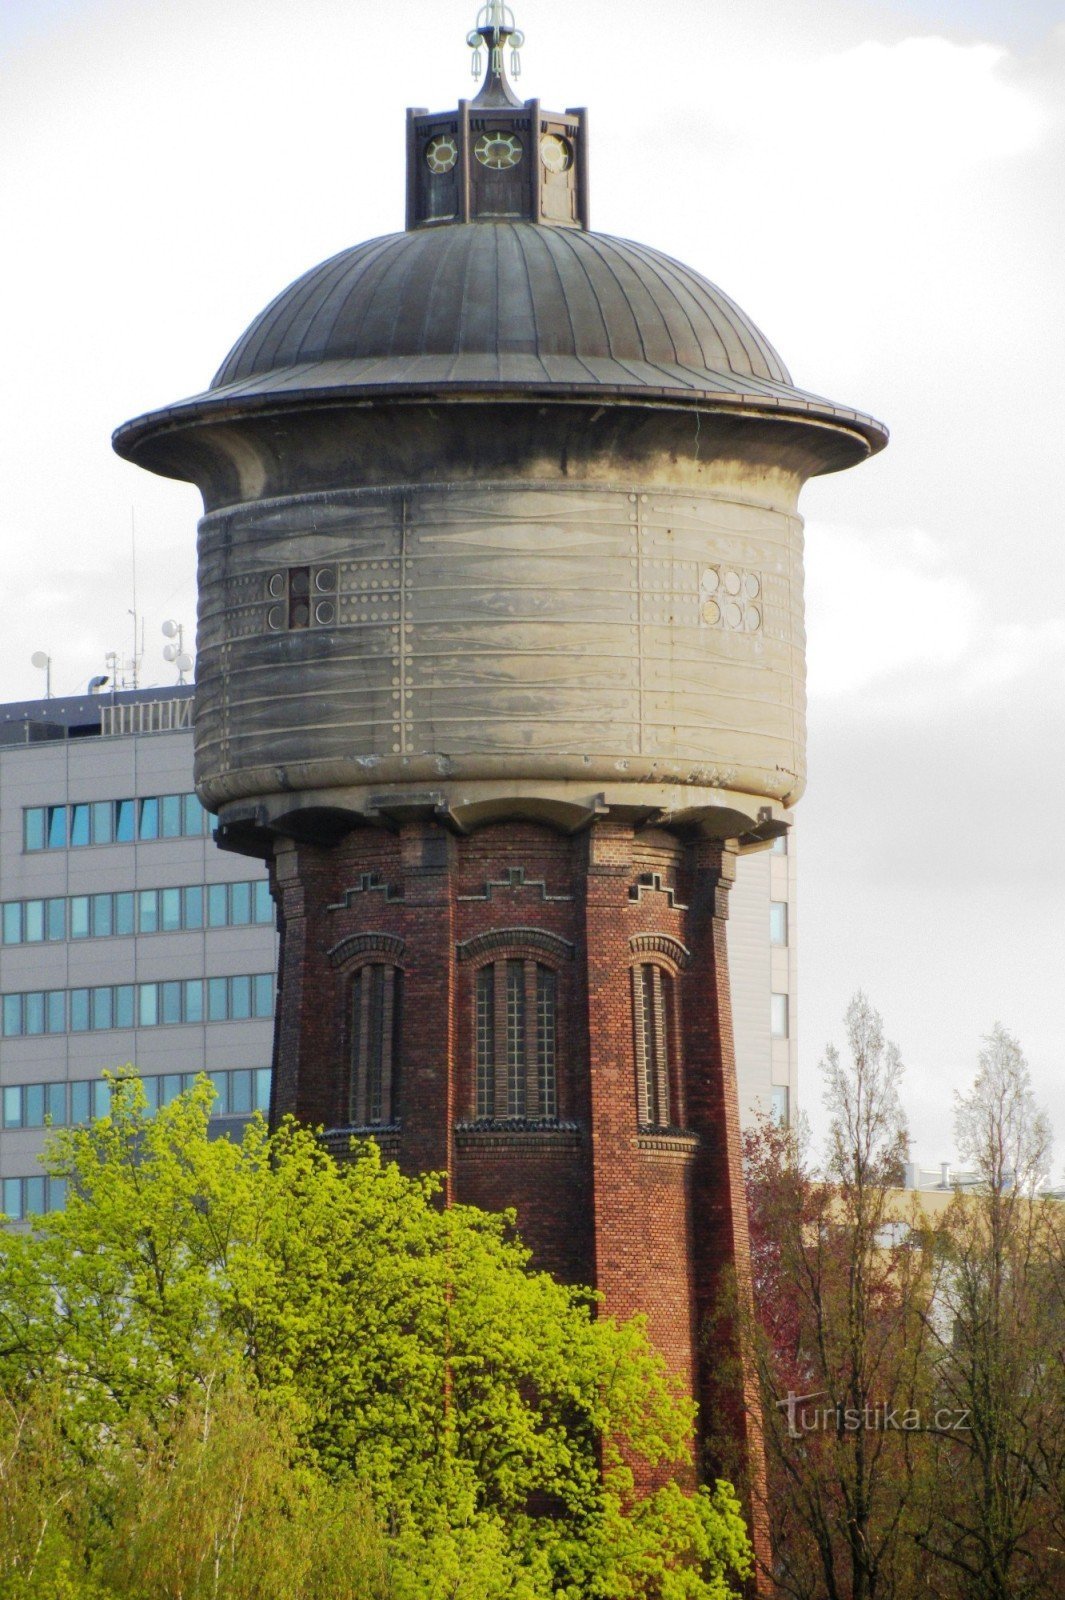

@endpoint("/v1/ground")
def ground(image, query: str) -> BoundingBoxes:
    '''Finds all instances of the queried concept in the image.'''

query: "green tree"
[915,1027,1064,1600]
[0,1073,750,1599]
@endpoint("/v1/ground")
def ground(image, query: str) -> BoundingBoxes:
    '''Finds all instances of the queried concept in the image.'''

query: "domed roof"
[114,222,887,462]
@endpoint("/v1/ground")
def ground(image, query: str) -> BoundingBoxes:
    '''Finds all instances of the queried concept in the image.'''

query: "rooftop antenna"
[30,651,52,699]
[468,2,524,101]
[162,619,193,684]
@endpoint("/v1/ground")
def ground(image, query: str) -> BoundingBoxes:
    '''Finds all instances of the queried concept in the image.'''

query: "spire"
[467,1,525,108]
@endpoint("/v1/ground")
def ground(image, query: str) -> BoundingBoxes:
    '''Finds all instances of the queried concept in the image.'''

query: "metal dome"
[113,223,886,463]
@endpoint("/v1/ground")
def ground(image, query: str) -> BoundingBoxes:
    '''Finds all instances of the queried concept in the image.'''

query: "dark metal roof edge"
[113,381,889,462]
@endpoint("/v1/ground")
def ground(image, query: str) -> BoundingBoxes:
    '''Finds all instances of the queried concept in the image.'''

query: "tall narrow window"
[350,965,400,1126]
[474,959,558,1121]
[633,964,675,1128]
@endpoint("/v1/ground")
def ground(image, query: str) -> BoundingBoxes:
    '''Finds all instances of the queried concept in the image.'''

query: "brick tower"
[114,1,886,1564]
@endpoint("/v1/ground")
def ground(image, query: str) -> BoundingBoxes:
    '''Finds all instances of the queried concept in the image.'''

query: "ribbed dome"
[114,222,887,464]
[212,222,793,394]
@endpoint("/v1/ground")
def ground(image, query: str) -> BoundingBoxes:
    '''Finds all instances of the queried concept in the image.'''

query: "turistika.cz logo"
[776,1392,972,1440]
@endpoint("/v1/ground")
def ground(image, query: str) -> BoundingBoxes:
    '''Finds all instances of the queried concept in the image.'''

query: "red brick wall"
[268,816,769,1577]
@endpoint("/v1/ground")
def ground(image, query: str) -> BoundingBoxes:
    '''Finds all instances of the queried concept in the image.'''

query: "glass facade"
[0,974,274,1037]
[1,1066,271,1131]
[1,879,272,944]
[23,792,209,851]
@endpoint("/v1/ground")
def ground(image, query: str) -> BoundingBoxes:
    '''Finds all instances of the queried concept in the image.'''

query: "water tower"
[115,1,886,1552]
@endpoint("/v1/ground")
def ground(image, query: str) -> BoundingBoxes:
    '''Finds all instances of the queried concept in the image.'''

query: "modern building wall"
[0,688,276,1217]
[729,825,798,1131]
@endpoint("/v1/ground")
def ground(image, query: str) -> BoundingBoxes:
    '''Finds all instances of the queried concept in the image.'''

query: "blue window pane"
[230,975,252,1021]
[114,893,135,936]
[207,978,228,1021]
[24,994,45,1036]
[70,897,90,939]
[253,880,273,924]
[3,995,23,1036]
[70,804,91,847]
[115,799,135,842]
[3,1087,22,1128]
[91,988,113,1031]
[254,1068,272,1112]
[47,1177,67,1213]
[207,885,228,928]
[69,990,90,1032]
[141,1076,160,1111]
[160,888,181,932]
[46,992,65,1033]
[161,982,182,1025]
[70,1082,91,1123]
[47,807,68,849]
[253,974,274,1018]
[161,1074,183,1106]
[92,895,113,938]
[139,798,159,840]
[138,891,158,934]
[3,1180,23,1220]
[47,898,66,940]
[184,885,204,928]
[161,794,182,838]
[92,801,114,844]
[24,1084,46,1127]
[138,985,158,1027]
[46,1082,66,1124]
[2,903,21,944]
[184,980,204,1023]
[230,882,252,925]
[24,1176,46,1216]
[24,808,45,851]
[92,1080,111,1119]
[115,986,135,1029]
[229,1070,253,1115]
[207,1072,228,1115]
[24,901,45,943]
[184,793,206,835]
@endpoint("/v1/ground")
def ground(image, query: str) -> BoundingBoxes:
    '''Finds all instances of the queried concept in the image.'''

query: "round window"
[540,134,572,173]
[474,131,523,170]
[426,135,458,174]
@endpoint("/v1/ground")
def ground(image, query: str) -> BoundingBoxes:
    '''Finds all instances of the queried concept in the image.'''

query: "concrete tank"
[115,223,885,850]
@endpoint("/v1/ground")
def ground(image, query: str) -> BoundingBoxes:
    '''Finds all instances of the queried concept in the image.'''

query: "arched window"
[349,963,401,1126]
[632,963,678,1128]
[475,959,557,1120]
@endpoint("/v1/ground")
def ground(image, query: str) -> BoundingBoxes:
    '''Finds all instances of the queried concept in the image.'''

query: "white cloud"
[805,525,979,698]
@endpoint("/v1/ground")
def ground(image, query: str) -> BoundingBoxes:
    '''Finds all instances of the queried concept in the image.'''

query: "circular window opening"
[267,573,286,599]
[315,601,336,626]
[426,135,458,174]
[540,134,572,173]
[314,568,337,593]
[475,132,523,170]
[290,601,311,629]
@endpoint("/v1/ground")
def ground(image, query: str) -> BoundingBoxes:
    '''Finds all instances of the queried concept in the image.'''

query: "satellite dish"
[176,653,193,673]
[161,620,179,639]
[30,651,50,669]
[163,644,179,663]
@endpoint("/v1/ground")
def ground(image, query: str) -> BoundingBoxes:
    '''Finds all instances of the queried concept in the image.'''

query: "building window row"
[1,879,272,946]
[771,992,789,1038]
[3,1176,67,1221]
[2,1066,272,1132]
[0,973,274,1038]
[769,900,788,946]
[23,792,210,852]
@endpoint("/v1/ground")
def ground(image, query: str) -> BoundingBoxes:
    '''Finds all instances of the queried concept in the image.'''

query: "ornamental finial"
[467,2,525,108]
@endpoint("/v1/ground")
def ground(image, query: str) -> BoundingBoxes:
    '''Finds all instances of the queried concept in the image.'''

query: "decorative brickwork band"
[328,931,407,967]
[628,931,692,969]
[456,926,574,962]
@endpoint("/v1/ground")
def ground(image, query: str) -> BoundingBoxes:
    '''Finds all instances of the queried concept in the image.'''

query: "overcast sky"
[2,0,1062,1170]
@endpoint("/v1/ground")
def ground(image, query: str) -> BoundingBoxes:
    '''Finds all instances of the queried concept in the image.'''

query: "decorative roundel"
[267,572,286,599]
[314,567,337,593]
[315,601,336,626]
[701,599,721,626]
[540,133,572,173]
[475,131,523,170]
[426,135,458,174]
[266,606,285,632]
